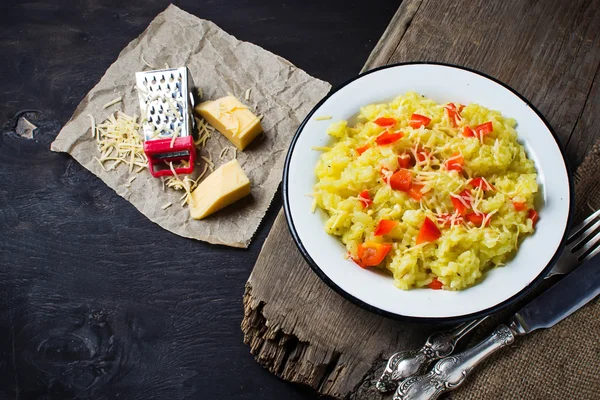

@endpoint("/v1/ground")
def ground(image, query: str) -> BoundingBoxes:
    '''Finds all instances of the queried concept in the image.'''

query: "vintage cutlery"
[376,208,600,393]
[393,236,600,400]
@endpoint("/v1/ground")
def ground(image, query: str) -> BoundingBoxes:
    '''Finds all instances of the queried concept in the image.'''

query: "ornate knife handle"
[393,325,517,400]
[376,317,488,392]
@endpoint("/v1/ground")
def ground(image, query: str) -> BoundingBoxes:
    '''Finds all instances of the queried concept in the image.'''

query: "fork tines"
[568,209,600,261]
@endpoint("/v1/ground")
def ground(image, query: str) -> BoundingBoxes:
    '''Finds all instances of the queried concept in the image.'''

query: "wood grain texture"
[566,62,600,166]
[386,0,600,149]
[0,1,398,399]
[242,0,600,399]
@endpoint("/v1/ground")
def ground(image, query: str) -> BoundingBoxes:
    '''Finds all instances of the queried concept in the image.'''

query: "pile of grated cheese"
[89,111,148,174]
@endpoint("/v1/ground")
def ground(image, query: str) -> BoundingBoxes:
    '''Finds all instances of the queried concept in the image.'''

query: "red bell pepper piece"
[373,117,396,127]
[437,213,452,227]
[353,242,392,268]
[409,113,432,129]
[428,278,443,290]
[358,190,372,208]
[450,189,471,216]
[444,103,463,127]
[389,169,412,192]
[416,217,442,245]
[415,147,430,163]
[474,121,493,137]
[463,126,475,137]
[470,177,495,191]
[375,131,403,145]
[512,200,527,211]
[408,183,424,201]
[459,189,472,205]
[356,144,370,155]
[398,152,414,169]
[528,209,539,227]
[445,152,464,172]
[465,212,490,226]
[374,219,398,236]
[451,197,468,216]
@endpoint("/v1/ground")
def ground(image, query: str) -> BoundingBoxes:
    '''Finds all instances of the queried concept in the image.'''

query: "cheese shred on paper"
[50,4,330,248]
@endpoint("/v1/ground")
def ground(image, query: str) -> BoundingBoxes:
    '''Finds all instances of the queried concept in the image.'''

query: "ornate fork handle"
[376,317,488,392]
[393,325,517,400]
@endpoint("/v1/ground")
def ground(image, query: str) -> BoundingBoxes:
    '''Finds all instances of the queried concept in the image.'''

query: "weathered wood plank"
[566,64,600,166]
[386,0,600,154]
[242,0,600,399]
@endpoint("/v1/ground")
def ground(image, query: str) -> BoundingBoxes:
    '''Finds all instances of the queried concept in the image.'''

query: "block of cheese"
[195,96,263,150]
[189,159,251,220]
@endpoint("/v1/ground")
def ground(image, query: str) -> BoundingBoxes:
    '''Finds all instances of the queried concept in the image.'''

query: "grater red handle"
[144,136,196,177]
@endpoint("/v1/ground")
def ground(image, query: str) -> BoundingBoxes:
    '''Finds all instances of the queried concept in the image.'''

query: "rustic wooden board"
[242,0,600,399]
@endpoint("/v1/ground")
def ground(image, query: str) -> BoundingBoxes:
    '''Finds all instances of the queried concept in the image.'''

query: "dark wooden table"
[0,1,398,399]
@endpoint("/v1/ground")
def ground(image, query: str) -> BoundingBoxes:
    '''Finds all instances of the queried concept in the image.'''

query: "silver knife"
[393,251,600,400]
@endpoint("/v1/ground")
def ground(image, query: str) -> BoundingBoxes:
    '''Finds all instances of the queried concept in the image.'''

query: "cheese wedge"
[195,96,263,151]
[189,159,251,220]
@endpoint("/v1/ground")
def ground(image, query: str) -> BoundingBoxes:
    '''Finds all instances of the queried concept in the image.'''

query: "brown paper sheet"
[51,4,331,248]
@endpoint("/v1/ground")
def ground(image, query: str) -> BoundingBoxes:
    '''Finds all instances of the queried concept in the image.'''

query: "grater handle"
[144,136,196,177]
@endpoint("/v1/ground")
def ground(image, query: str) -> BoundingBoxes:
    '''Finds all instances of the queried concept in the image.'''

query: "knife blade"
[394,253,600,400]
[510,251,600,334]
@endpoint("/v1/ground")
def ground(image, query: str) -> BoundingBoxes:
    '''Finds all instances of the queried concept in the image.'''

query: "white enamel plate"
[283,63,573,322]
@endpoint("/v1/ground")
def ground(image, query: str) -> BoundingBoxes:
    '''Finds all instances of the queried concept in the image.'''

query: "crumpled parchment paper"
[51,4,331,248]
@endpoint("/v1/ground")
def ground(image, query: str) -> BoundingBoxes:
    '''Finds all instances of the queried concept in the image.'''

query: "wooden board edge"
[241,282,389,399]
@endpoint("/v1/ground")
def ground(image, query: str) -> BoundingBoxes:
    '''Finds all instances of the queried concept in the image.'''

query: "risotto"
[312,92,539,290]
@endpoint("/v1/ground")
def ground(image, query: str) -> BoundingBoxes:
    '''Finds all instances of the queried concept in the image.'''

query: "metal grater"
[135,67,196,177]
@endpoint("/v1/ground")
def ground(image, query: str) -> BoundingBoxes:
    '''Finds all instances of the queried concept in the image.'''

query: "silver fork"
[375,208,600,393]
